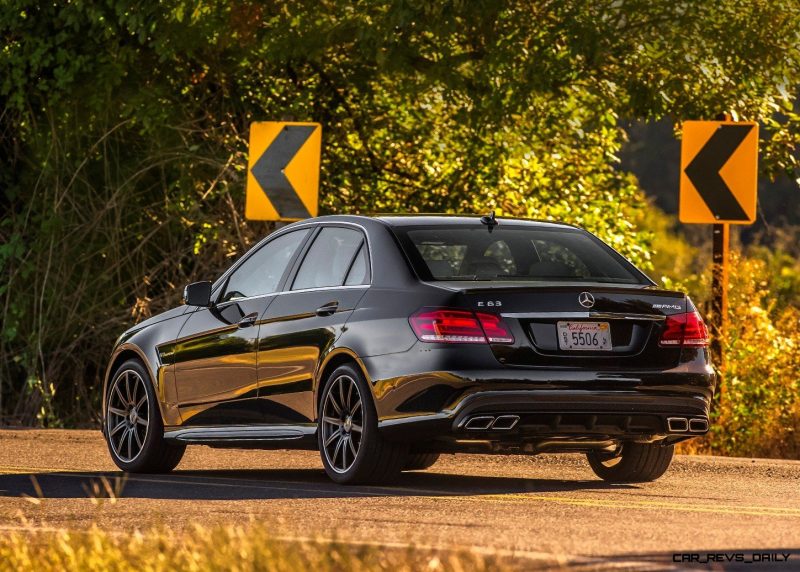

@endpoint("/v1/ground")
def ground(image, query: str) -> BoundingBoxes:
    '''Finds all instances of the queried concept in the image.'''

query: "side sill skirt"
[164,424,316,443]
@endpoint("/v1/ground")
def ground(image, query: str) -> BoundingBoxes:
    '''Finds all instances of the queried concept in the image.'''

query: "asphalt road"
[1,429,798,570]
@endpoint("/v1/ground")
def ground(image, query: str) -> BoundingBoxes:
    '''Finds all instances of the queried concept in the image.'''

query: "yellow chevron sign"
[246,122,322,221]
[679,120,758,224]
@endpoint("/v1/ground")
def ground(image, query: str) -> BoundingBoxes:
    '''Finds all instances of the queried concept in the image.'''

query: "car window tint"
[484,241,516,274]
[531,238,591,279]
[401,226,645,284]
[459,240,516,278]
[293,227,364,290]
[415,241,467,279]
[344,244,369,285]
[222,229,309,301]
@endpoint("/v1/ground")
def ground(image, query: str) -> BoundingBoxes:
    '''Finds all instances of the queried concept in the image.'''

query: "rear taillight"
[659,311,709,347]
[409,309,514,344]
[410,309,485,343]
[476,312,515,343]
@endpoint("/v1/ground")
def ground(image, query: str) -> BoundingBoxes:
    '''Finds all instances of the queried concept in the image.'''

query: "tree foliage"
[678,253,800,459]
[2,0,800,424]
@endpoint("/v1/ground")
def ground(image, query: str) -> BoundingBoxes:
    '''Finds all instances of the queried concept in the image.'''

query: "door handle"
[315,301,339,317]
[238,312,259,328]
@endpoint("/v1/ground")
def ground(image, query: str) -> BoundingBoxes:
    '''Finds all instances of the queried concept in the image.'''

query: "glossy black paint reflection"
[103,215,716,454]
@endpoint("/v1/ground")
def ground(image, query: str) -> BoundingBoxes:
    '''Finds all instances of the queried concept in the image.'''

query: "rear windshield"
[393,225,649,285]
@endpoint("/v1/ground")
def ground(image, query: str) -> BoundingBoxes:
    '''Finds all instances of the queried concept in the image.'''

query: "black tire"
[317,363,408,484]
[587,442,674,483]
[104,359,185,473]
[403,452,440,471]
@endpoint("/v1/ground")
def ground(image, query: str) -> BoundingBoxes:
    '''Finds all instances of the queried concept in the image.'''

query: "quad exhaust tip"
[463,415,520,431]
[689,418,709,433]
[666,417,689,433]
[667,417,708,433]
[492,415,520,430]
[464,416,495,430]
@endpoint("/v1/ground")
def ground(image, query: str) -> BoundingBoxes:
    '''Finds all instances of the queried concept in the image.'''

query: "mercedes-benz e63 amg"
[103,215,715,484]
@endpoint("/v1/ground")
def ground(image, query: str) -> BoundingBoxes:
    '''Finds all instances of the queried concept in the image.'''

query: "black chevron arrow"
[251,125,316,219]
[684,124,753,221]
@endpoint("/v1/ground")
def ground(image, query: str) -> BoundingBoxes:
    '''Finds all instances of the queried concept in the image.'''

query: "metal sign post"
[710,224,730,375]
[678,119,758,383]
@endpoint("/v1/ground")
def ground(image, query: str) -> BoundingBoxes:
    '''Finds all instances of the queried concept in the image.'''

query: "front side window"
[395,225,648,284]
[293,227,366,290]
[222,229,310,301]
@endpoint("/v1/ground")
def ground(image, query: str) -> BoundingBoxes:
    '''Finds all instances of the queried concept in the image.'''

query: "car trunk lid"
[439,282,687,368]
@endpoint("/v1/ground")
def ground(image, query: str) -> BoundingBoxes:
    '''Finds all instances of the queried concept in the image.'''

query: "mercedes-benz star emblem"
[578,292,595,308]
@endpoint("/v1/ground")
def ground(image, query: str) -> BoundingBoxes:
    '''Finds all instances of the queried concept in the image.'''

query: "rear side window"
[344,244,369,285]
[395,225,647,284]
[293,227,367,290]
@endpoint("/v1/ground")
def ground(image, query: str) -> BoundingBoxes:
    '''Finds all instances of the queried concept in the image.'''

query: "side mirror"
[183,281,213,307]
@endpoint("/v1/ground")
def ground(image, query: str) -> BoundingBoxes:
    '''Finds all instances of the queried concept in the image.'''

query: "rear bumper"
[366,343,715,451]
[378,388,711,441]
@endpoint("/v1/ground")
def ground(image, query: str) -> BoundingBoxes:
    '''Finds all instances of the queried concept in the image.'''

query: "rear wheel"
[586,442,674,483]
[104,359,185,473]
[318,364,408,484]
[403,452,440,471]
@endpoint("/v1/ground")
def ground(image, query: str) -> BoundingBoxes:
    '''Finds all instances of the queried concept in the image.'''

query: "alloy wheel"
[321,374,363,473]
[106,369,150,463]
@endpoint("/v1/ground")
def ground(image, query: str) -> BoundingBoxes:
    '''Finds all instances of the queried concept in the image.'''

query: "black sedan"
[102,215,715,484]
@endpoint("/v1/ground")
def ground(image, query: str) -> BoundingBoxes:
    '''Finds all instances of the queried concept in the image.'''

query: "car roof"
[306,214,578,230]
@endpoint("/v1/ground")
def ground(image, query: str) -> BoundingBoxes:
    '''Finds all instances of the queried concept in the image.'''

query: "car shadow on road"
[0,468,637,501]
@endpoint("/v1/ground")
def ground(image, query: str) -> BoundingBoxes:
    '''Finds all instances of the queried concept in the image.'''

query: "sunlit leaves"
[2,0,800,424]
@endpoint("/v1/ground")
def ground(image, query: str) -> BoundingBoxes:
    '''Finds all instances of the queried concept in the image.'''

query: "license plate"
[556,321,612,351]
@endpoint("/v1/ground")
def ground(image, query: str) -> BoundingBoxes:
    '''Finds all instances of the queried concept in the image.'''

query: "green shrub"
[686,253,800,459]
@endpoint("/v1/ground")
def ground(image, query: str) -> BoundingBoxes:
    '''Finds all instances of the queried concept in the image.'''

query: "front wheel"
[104,359,185,473]
[587,442,674,483]
[318,364,408,484]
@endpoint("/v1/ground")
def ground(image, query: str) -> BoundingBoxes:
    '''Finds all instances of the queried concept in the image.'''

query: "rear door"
[255,225,370,424]
[172,228,311,425]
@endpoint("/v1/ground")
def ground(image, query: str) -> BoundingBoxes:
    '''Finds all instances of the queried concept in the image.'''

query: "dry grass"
[0,522,522,572]
[0,475,523,571]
